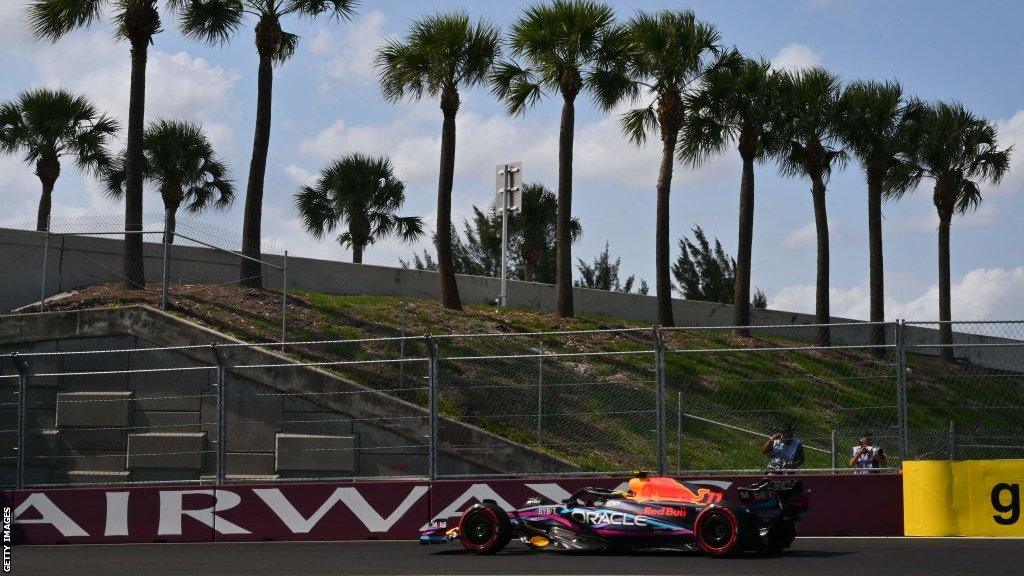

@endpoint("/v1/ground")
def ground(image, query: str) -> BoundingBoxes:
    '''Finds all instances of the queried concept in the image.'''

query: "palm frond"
[274,30,299,64]
[491,60,543,116]
[283,0,357,19]
[619,105,657,147]
[27,0,104,42]
[178,0,245,45]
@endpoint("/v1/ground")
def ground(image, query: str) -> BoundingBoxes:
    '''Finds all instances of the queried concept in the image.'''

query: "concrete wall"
[0,227,825,325]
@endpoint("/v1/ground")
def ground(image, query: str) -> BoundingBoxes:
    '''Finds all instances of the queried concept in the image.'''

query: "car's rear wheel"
[459,503,512,555]
[695,507,742,556]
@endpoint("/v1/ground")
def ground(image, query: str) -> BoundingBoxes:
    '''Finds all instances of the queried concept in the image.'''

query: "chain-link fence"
[1,319,1023,488]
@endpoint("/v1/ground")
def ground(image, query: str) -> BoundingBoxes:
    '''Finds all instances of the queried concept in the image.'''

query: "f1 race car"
[420,475,809,556]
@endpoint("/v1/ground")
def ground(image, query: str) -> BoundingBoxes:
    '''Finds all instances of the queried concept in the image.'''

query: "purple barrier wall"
[0,474,902,545]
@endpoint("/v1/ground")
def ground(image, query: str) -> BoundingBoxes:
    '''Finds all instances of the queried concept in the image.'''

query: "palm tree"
[377,13,501,310]
[515,183,581,282]
[28,0,162,288]
[615,10,724,327]
[0,88,118,231]
[492,0,631,318]
[775,69,846,347]
[294,153,424,263]
[177,0,357,289]
[682,57,783,335]
[104,119,234,244]
[837,81,924,351]
[905,102,1011,361]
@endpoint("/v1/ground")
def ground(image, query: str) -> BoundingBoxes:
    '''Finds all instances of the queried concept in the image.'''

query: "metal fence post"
[425,336,438,481]
[830,429,837,470]
[211,343,228,485]
[11,353,29,489]
[653,328,667,476]
[948,420,957,461]
[536,343,544,445]
[399,291,407,389]
[39,230,50,312]
[161,223,170,311]
[676,390,682,473]
[280,251,288,352]
[895,320,909,459]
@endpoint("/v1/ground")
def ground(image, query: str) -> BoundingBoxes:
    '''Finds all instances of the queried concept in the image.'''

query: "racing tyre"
[458,503,512,555]
[765,520,797,552]
[694,507,742,556]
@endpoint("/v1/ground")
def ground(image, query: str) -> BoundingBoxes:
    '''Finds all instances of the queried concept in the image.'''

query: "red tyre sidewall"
[694,506,740,556]
[459,505,502,553]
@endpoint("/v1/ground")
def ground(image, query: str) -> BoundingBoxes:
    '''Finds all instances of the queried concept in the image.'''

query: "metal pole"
[676,390,682,473]
[948,420,956,461]
[499,164,509,307]
[281,251,288,352]
[537,343,544,445]
[895,321,909,459]
[830,429,837,470]
[399,291,407,389]
[12,353,29,490]
[39,230,50,312]
[212,343,227,485]
[426,337,438,481]
[161,216,170,311]
[654,328,667,475]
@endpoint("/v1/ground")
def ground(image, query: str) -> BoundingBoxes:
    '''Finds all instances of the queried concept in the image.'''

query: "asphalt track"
[14,537,1024,575]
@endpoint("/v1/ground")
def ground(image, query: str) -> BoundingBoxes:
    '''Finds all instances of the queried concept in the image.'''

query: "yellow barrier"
[904,459,1024,536]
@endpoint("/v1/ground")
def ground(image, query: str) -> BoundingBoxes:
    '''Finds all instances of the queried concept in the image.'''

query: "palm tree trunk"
[938,213,954,362]
[867,170,886,354]
[437,88,462,310]
[240,40,276,289]
[655,125,677,327]
[811,175,831,346]
[732,151,756,336]
[352,242,364,264]
[165,208,177,246]
[34,154,60,232]
[523,259,535,283]
[556,93,576,318]
[123,38,149,289]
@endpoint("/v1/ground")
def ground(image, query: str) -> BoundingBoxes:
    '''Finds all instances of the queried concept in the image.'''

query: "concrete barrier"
[0,473,903,544]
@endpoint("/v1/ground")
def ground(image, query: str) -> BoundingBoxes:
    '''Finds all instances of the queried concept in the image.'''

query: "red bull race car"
[420,475,809,556]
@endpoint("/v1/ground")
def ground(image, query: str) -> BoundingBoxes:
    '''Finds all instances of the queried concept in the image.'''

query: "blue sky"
[0,1,1021,320]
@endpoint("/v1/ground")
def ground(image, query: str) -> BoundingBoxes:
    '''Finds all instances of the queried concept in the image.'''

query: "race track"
[15,537,1024,575]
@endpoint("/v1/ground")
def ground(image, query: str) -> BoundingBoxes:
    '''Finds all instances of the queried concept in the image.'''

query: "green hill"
[32,283,1024,473]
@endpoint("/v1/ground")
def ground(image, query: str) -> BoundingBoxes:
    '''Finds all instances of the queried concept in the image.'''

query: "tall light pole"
[496,162,522,307]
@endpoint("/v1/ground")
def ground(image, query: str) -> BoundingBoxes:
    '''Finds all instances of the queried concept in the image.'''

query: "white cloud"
[994,108,1024,197]
[33,35,242,154]
[780,221,817,250]
[299,103,733,195]
[284,164,317,186]
[0,3,32,51]
[771,267,1024,321]
[310,10,390,85]
[771,43,823,72]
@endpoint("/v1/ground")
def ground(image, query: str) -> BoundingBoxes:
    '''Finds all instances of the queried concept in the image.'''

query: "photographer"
[849,431,887,473]
[762,423,805,471]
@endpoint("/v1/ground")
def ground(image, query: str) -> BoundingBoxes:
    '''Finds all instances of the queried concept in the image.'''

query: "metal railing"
[1,319,1022,488]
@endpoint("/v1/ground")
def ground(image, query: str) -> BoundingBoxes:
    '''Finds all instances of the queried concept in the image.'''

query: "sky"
[0,0,1022,321]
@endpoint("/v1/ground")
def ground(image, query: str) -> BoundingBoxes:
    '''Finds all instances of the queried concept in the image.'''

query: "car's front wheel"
[458,502,512,555]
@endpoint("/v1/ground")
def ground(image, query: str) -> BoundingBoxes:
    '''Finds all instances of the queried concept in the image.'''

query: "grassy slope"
[36,284,1024,471]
